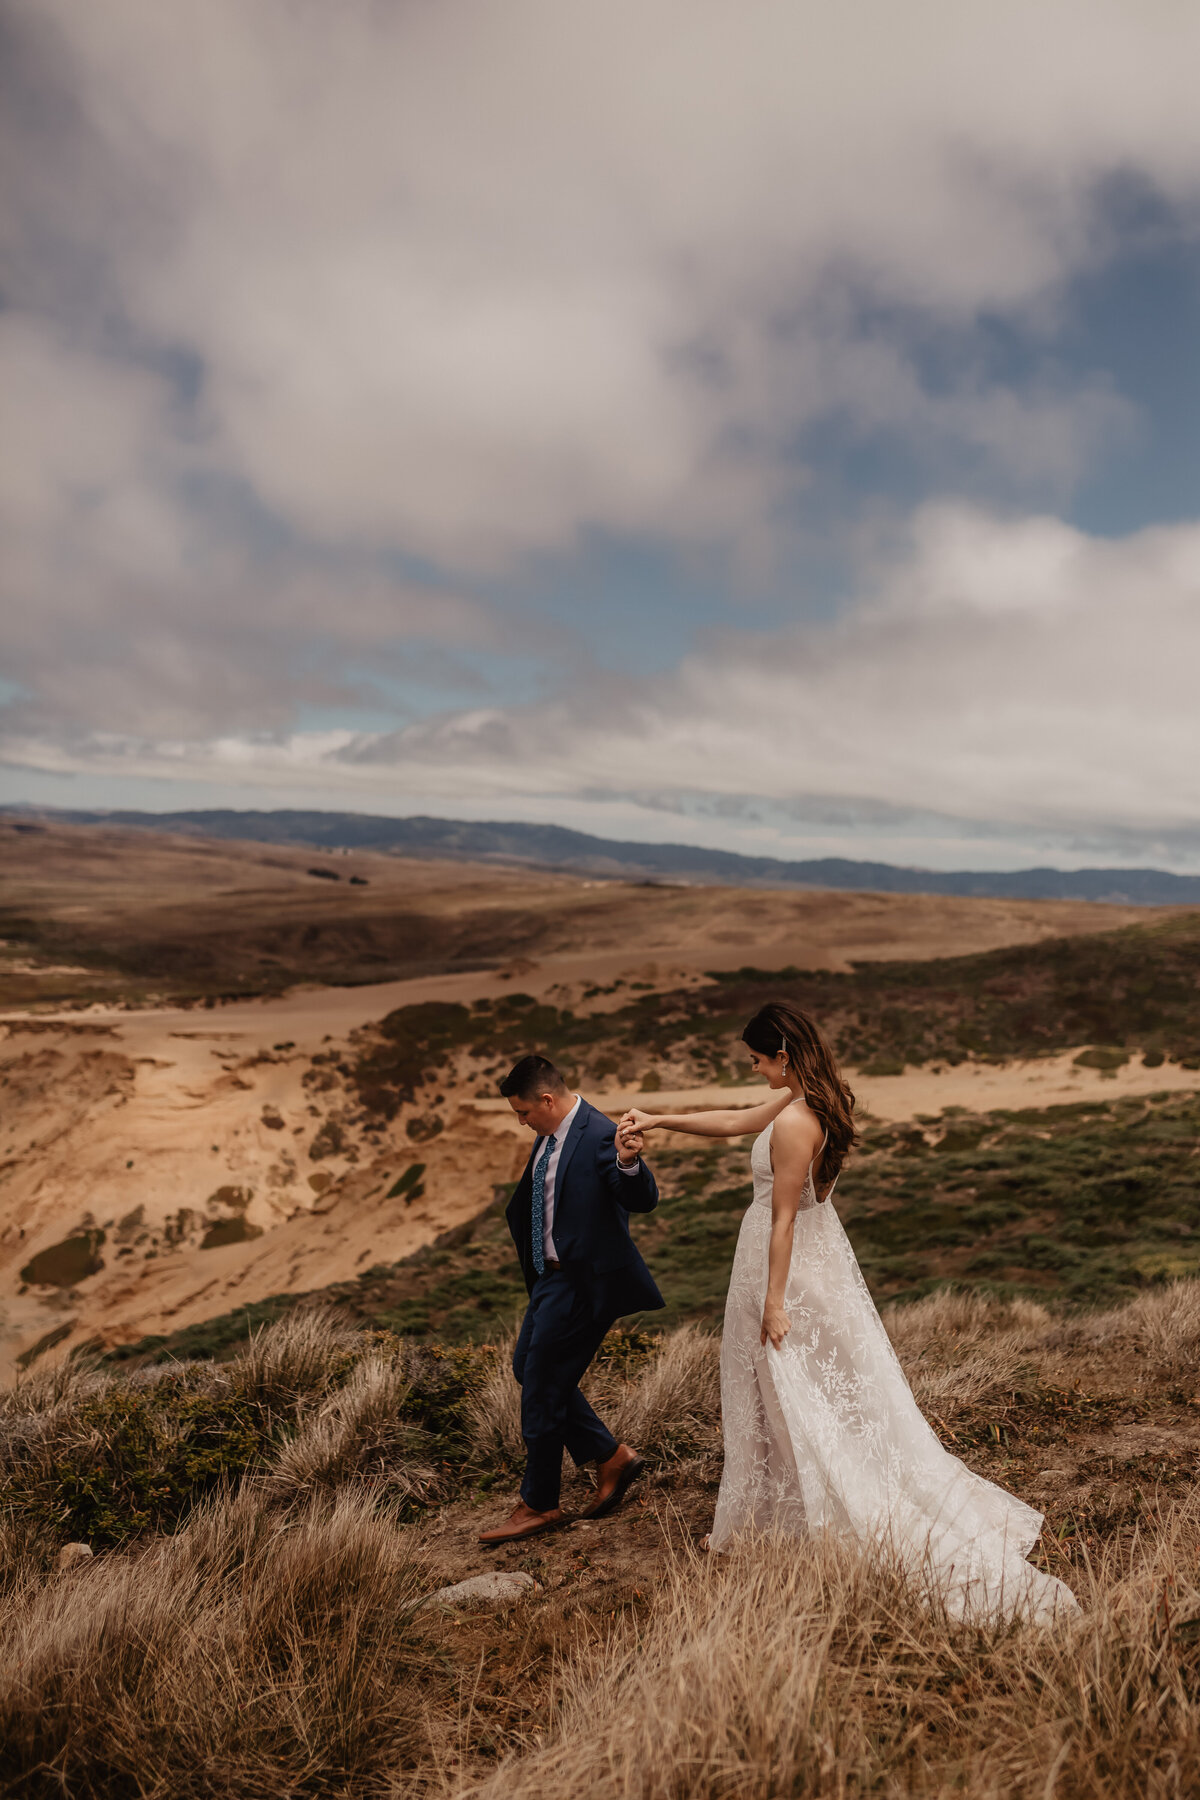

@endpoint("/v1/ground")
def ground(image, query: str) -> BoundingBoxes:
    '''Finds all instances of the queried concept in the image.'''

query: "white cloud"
[2,1,1199,857]
[4,0,1197,573]
[0,318,500,738]
[7,508,1198,862]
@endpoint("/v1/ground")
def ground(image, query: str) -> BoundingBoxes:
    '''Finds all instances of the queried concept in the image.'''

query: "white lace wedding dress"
[709,1107,1079,1623]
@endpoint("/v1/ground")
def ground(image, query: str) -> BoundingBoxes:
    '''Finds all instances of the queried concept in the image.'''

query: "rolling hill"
[6,803,1200,904]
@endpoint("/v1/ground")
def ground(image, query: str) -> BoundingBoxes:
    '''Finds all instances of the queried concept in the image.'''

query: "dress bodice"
[750,1110,827,1211]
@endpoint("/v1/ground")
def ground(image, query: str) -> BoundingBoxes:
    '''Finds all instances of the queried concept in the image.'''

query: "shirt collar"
[542,1094,582,1143]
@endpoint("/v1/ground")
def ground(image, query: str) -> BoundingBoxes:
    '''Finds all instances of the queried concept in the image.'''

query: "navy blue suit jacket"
[505,1097,665,1321]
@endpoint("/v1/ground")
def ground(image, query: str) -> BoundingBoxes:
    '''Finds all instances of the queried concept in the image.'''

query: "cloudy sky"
[1,0,1198,870]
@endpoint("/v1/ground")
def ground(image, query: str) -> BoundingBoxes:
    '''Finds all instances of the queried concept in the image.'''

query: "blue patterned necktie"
[530,1133,557,1276]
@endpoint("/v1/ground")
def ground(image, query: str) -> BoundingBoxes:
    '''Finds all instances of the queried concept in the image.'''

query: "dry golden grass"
[0,1349,110,1422]
[464,1324,721,1474]
[881,1287,1055,1362]
[459,1508,1199,1800]
[229,1307,363,1413]
[0,1487,438,1797]
[3,1288,1200,1795]
[269,1353,420,1497]
[882,1289,1056,1411]
[464,1326,525,1468]
[609,1325,721,1461]
[1082,1280,1200,1373]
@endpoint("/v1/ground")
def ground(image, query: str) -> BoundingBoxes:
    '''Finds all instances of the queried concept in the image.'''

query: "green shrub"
[375,1301,432,1336]
[386,1162,427,1201]
[1074,1047,1130,1071]
[106,1295,303,1365]
[398,1341,496,1460]
[634,913,1200,1077]
[592,1326,662,1382]
[3,1374,265,1548]
[353,1000,475,1116]
[20,1230,106,1288]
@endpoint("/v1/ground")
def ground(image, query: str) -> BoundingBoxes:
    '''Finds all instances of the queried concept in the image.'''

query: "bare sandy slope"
[1,816,1178,1008]
[0,1018,531,1378]
[1,823,1194,1380]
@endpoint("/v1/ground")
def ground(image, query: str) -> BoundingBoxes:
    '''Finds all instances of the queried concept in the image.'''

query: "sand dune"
[0,1017,528,1378]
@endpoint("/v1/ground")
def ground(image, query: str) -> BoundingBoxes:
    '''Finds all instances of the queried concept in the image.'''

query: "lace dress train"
[709,1115,1079,1623]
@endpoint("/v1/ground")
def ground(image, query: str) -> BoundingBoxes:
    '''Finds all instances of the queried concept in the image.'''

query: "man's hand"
[615,1119,644,1165]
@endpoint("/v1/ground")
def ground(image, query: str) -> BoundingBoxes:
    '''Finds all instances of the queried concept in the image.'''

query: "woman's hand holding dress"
[760,1300,791,1350]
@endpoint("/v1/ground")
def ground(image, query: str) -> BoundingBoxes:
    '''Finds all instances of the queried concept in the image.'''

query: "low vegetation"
[342,912,1200,1119]
[0,1486,440,1794]
[4,1313,672,1558]
[464,1508,1200,1800]
[111,1090,1200,1366]
[693,911,1200,1071]
[4,1287,1200,1794]
[0,891,551,1009]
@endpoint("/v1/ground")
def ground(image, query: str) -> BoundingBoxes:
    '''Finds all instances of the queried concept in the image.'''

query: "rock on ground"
[54,1542,94,1573]
[427,1571,539,1609]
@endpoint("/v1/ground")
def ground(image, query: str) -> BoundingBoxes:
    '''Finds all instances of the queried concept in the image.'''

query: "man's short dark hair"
[499,1054,568,1101]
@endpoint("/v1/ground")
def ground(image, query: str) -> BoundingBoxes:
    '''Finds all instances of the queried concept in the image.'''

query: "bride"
[622,1000,1078,1623]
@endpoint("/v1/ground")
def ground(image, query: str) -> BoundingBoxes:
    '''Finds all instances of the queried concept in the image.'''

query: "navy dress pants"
[513,1268,619,1511]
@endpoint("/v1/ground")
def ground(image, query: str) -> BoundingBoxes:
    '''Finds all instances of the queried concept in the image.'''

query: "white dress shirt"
[537,1095,641,1264]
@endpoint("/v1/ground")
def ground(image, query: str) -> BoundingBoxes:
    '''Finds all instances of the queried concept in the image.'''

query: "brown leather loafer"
[580,1445,646,1520]
[477,1501,567,1545]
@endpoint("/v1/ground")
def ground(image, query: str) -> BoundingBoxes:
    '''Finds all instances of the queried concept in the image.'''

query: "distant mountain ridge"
[5,804,1200,905]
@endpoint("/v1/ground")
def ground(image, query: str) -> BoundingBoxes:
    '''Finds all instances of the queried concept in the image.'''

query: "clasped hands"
[615,1112,645,1165]
[616,1106,653,1166]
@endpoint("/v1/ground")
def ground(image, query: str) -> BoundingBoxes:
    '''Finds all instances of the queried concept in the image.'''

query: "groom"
[478,1053,664,1544]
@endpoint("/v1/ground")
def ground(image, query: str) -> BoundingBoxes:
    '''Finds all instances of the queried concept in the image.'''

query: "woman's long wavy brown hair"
[741,1000,857,1195]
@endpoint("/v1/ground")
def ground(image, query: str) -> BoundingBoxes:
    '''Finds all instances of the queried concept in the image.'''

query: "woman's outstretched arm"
[621,1092,792,1140]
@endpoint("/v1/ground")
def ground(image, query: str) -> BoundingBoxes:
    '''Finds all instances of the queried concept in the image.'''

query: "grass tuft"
[0,1488,442,1798]
[267,1352,429,1500]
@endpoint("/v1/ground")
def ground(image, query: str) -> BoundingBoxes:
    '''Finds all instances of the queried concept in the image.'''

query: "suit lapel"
[550,1098,588,1227]
[506,1144,536,1245]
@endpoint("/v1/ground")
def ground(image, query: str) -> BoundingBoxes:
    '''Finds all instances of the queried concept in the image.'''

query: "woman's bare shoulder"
[771,1103,823,1154]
